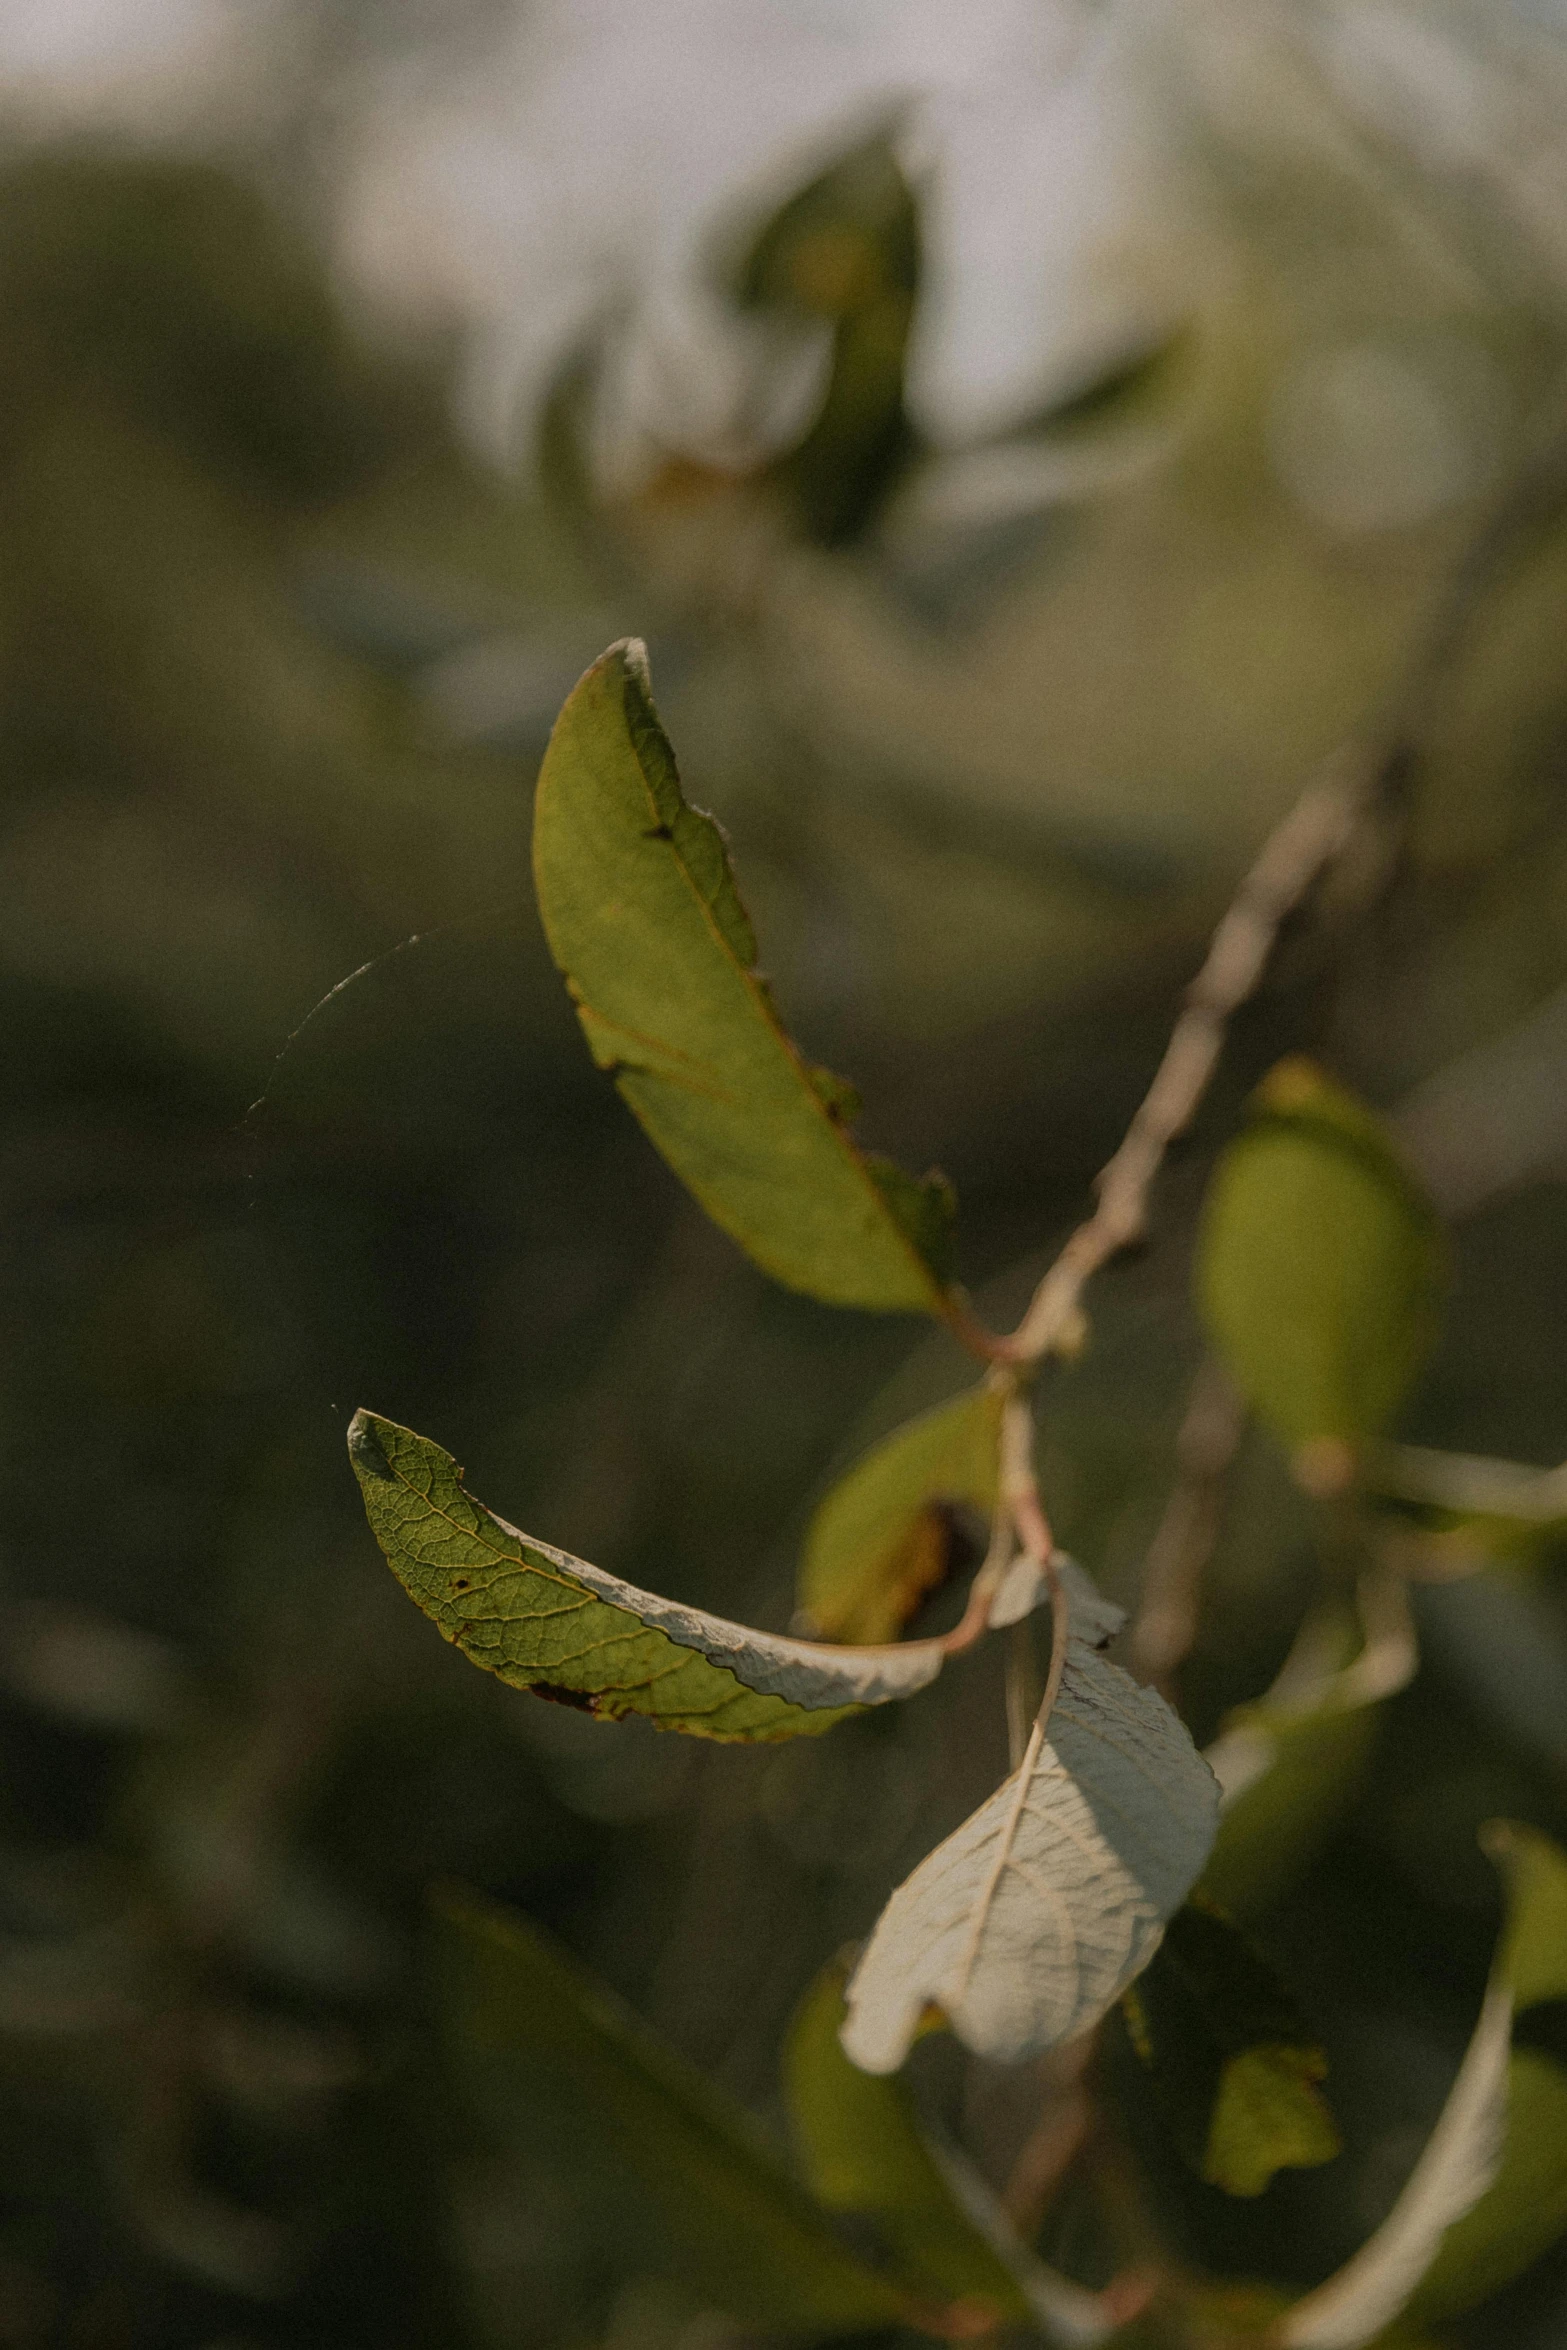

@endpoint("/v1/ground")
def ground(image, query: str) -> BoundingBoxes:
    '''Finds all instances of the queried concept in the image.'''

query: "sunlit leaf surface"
[797,1384,1005,1642]
[533,640,955,1312]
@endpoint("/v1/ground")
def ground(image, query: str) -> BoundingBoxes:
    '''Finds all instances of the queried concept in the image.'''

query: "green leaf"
[533,641,955,1312]
[1280,1823,1567,2348]
[786,1959,1123,2341]
[1197,1060,1445,1481]
[433,1887,914,2334]
[797,1385,1006,1643]
[1199,1574,1416,1920]
[349,1409,952,1742]
[1121,1902,1340,2197]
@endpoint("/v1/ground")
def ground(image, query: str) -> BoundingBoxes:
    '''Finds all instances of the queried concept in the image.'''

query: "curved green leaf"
[533,641,954,1313]
[785,1958,1118,2343]
[1281,1823,1567,2348]
[1200,1575,1416,1921]
[433,1888,913,2334]
[1198,1061,1445,1480]
[1121,1902,1340,2197]
[349,1409,948,1742]
[797,1385,1005,1643]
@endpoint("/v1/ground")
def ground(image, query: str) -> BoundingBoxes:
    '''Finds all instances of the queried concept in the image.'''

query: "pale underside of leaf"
[1279,1822,1567,2348]
[842,1630,1219,2072]
[532,641,952,1314]
[1276,1980,1512,2349]
[349,1409,948,1741]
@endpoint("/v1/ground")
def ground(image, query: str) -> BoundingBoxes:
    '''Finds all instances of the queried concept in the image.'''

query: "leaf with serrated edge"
[786,1959,1117,2345]
[435,1888,914,2334]
[1200,1574,1416,1921]
[533,640,954,1313]
[350,1409,949,1742]
[1280,1822,1567,2347]
[798,1385,1006,1643]
[842,1563,1219,2070]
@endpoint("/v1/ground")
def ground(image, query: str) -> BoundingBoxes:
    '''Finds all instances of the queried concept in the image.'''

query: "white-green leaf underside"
[842,1569,1220,2070]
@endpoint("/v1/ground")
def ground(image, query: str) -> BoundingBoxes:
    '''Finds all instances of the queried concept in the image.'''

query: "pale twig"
[1373,1441,1567,1525]
[993,764,1365,1368]
[1128,1359,1247,1696]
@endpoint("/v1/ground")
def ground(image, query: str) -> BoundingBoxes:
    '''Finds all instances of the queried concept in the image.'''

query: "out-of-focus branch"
[1128,1359,1247,1696]
[989,760,1366,1367]
[1374,1441,1567,1525]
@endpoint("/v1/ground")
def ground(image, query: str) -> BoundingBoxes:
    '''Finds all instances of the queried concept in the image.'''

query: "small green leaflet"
[1280,1823,1567,2347]
[797,1385,1006,1643]
[1200,1573,1416,1921]
[1120,1902,1340,2197]
[433,1888,914,2334]
[1198,1060,1446,1481]
[842,1563,1220,2070]
[349,1410,949,1742]
[533,641,955,1313]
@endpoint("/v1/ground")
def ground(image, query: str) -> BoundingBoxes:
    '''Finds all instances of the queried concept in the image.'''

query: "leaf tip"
[347,1408,394,1483]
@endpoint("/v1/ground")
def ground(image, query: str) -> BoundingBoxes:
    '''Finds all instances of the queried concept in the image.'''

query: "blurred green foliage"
[1,93,1567,2350]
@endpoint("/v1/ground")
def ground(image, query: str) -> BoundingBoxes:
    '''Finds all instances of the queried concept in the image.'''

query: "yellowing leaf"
[1197,1061,1445,1472]
[1120,1901,1340,2198]
[842,1565,1219,2070]
[533,641,954,1313]
[1200,1574,1416,1920]
[785,1958,1116,2342]
[434,1888,913,2334]
[1207,2046,1340,2198]
[1281,1824,1567,2348]
[797,1385,1006,1643]
[350,1410,956,1741]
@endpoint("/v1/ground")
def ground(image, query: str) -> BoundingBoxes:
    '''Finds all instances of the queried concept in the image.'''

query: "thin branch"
[1373,1440,1567,1525]
[999,2038,1098,2238]
[994,763,1365,1367]
[1128,1359,1247,1696]
[965,397,1567,1374]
